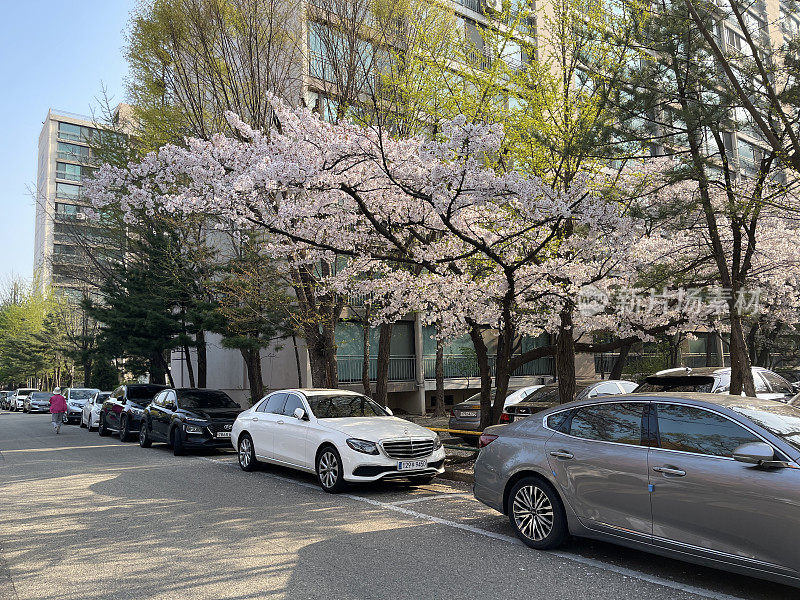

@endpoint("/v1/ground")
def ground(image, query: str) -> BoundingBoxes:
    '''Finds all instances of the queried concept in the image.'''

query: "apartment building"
[34,106,131,298]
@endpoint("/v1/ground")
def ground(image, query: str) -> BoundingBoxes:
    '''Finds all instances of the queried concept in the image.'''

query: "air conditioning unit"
[484,0,503,13]
[75,212,87,221]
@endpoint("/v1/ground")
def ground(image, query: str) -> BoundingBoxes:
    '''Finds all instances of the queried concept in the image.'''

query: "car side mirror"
[732,442,786,468]
[293,407,306,420]
[384,407,393,416]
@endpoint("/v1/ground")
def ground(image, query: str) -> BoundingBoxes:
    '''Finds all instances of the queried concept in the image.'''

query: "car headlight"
[184,424,203,434]
[129,406,144,415]
[346,438,379,455]
[433,436,442,451]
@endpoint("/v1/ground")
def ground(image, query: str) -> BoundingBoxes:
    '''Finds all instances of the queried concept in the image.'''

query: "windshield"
[127,385,167,401]
[96,392,111,402]
[30,392,53,400]
[70,389,100,400]
[306,394,389,418]
[729,402,800,453]
[177,390,238,409]
[17,389,37,397]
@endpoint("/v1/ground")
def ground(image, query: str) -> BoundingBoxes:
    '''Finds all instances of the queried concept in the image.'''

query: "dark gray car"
[474,392,800,588]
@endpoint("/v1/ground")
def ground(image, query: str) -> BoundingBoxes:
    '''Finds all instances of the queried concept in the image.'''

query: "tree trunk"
[150,351,168,385]
[728,307,756,396]
[374,322,393,406]
[556,310,576,404]
[361,313,372,396]
[470,326,494,430]
[83,358,92,389]
[292,333,303,387]
[196,329,207,387]
[183,342,196,388]
[434,337,446,417]
[609,343,631,380]
[240,347,264,405]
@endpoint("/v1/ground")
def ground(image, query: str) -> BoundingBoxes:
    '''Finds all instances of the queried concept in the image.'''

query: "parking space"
[0,411,796,600]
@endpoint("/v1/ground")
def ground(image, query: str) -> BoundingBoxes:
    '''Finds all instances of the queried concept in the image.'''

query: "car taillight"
[478,433,498,448]
[449,408,455,417]
[499,412,510,423]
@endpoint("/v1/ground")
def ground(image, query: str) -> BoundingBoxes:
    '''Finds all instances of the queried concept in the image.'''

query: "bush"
[90,358,119,390]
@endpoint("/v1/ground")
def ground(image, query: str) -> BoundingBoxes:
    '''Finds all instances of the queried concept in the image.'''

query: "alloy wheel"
[512,484,554,542]
[239,437,252,469]
[318,451,339,489]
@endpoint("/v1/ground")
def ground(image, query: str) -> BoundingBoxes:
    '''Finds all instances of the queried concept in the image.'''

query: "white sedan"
[231,389,446,492]
[81,391,111,431]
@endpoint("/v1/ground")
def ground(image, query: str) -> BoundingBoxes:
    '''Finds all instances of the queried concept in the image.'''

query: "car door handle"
[653,466,686,477]
[252,417,259,422]
[549,450,574,459]
[276,420,285,425]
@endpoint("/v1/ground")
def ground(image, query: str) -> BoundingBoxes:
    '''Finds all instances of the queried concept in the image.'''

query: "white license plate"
[397,460,427,471]
[215,432,232,439]
[459,410,478,418]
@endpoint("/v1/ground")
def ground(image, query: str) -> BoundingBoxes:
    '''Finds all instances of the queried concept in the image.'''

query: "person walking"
[49,387,68,434]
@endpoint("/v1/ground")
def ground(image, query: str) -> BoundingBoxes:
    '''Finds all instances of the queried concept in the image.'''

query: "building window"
[55,182,82,201]
[57,142,92,163]
[56,162,82,182]
[55,202,79,216]
[57,122,97,143]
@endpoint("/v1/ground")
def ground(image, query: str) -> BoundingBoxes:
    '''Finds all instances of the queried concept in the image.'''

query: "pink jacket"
[49,394,68,413]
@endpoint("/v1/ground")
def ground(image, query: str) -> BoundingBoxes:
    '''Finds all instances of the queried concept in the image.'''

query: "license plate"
[215,432,231,439]
[459,410,478,418]
[397,460,427,471]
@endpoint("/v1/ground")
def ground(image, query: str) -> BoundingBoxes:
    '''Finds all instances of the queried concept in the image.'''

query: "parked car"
[139,388,243,455]
[777,369,800,393]
[449,385,546,443]
[232,388,446,492]
[0,391,13,410]
[634,366,796,402]
[474,392,800,588]
[62,388,100,424]
[80,391,112,430]
[502,379,637,423]
[10,388,38,412]
[98,384,168,440]
[24,391,54,413]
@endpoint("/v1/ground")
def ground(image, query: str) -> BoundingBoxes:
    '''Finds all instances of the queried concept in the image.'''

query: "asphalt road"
[0,410,796,600]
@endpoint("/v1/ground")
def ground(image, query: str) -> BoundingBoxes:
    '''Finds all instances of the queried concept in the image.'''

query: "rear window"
[634,376,715,393]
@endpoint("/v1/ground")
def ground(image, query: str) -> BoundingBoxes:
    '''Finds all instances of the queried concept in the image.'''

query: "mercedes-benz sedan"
[474,392,800,588]
[232,389,446,492]
[24,391,53,413]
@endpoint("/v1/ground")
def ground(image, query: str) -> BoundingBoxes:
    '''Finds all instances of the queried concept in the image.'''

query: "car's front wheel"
[507,477,568,550]
[80,414,87,428]
[139,422,152,448]
[171,427,185,456]
[119,415,132,442]
[316,445,346,493]
[237,434,257,471]
[98,413,109,437]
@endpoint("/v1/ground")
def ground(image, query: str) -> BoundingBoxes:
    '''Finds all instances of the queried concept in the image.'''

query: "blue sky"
[0,0,134,281]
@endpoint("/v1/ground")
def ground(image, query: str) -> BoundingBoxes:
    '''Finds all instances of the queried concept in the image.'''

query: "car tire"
[119,415,133,442]
[139,421,152,448]
[98,413,109,437]
[316,445,346,493]
[237,434,258,471]
[507,477,568,550]
[80,415,87,428]
[171,427,186,456]
[23,405,28,413]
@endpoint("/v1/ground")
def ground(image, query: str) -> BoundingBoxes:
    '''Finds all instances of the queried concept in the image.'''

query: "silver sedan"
[474,392,800,588]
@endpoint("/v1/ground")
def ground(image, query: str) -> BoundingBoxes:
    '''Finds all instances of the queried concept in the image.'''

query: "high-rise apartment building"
[34,106,130,298]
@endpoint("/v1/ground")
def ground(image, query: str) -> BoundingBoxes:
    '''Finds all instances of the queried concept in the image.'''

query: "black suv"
[139,388,243,455]
[98,384,168,441]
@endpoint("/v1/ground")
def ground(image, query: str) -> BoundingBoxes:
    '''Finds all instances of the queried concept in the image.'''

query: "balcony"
[337,355,416,382]
[336,353,553,382]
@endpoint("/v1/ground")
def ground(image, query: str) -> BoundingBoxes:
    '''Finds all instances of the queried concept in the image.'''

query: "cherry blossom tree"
[86,98,712,423]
